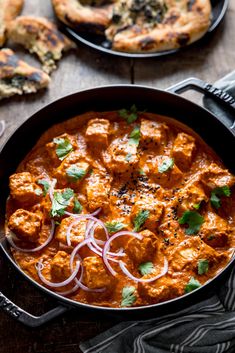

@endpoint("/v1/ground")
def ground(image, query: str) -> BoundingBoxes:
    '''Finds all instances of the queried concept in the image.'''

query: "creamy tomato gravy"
[5,111,235,307]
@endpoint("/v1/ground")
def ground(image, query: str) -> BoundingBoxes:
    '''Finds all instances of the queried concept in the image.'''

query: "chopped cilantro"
[198,259,209,275]
[37,179,50,196]
[158,157,174,173]
[129,125,140,146]
[139,169,145,175]
[125,153,132,162]
[66,165,87,182]
[53,137,73,161]
[73,197,82,214]
[210,186,231,209]
[119,104,138,124]
[105,221,126,234]
[133,210,149,232]
[51,188,74,217]
[179,210,204,235]
[185,277,201,293]
[121,286,136,307]
[139,262,154,276]
[193,202,201,210]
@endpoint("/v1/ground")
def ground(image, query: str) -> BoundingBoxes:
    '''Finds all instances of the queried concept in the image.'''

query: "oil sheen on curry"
[5,108,235,308]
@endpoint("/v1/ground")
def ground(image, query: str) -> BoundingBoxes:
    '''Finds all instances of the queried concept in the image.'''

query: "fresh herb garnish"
[158,157,174,173]
[210,186,231,209]
[185,277,201,293]
[73,197,82,214]
[121,286,136,307]
[129,125,140,146]
[198,259,209,275]
[37,179,50,196]
[35,188,43,196]
[53,137,73,161]
[51,188,74,217]
[119,104,138,124]
[125,153,133,162]
[105,221,126,234]
[133,210,149,232]
[66,165,87,182]
[179,210,204,235]
[139,262,154,276]
[139,169,145,175]
[193,202,201,210]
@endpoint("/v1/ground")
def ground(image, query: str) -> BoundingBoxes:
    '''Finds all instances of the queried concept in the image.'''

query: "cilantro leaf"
[66,165,87,182]
[158,157,174,173]
[210,186,231,209]
[119,104,138,124]
[129,125,140,146]
[179,210,204,235]
[53,137,73,161]
[139,262,154,276]
[193,202,201,210]
[133,210,149,232]
[198,259,209,275]
[37,179,50,196]
[35,188,43,196]
[105,221,126,234]
[121,286,136,307]
[185,277,201,293]
[73,197,82,214]
[51,188,74,217]
[139,169,145,175]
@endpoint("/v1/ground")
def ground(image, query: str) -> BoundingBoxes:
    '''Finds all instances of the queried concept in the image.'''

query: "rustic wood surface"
[0,0,235,352]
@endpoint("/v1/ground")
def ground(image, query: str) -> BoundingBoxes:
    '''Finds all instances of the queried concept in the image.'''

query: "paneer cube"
[9,172,42,204]
[177,181,208,214]
[130,196,164,232]
[54,150,90,186]
[169,237,225,272]
[85,119,110,146]
[104,136,138,173]
[86,171,110,212]
[55,216,86,246]
[125,230,158,264]
[140,118,168,146]
[45,133,77,165]
[172,132,196,170]
[51,251,71,280]
[138,276,183,304]
[153,156,183,188]
[83,256,114,289]
[199,211,231,248]
[201,163,235,189]
[8,209,42,242]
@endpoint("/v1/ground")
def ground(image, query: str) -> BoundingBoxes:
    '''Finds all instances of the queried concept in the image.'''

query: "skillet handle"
[0,291,69,327]
[167,77,235,132]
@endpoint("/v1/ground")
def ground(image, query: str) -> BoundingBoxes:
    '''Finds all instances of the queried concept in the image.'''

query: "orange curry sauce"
[5,111,235,307]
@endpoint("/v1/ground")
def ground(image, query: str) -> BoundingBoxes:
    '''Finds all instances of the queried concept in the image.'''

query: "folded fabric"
[80,74,235,353]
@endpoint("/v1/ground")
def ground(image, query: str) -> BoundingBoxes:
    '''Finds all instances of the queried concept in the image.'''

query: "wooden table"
[0,0,235,352]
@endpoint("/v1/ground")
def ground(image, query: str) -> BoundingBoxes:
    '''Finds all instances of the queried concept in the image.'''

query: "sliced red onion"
[102,231,143,276]
[0,120,6,138]
[7,220,55,253]
[55,283,80,296]
[119,257,168,283]
[91,208,102,216]
[36,259,80,288]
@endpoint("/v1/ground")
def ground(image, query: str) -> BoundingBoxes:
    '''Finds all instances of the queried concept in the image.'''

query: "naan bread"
[0,0,24,46]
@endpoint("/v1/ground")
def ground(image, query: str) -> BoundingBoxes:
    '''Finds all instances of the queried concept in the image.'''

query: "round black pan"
[0,77,235,327]
[60,0,229,58]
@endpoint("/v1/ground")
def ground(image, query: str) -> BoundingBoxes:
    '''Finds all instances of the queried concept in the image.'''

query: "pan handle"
[0,290,70,327]
[167,77,235,132]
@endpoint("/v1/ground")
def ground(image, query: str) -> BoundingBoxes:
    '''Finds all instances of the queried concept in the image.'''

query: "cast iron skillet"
[61,0,229,58]
[0,78,235,327]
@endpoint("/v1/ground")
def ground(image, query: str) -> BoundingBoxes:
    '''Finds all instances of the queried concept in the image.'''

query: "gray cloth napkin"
[80,74,235,353]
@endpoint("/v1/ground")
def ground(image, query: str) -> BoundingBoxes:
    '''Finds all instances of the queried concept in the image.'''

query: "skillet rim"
[1,83,235,313]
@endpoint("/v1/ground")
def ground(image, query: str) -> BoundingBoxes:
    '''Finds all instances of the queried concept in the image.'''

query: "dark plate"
[61,0,229,58]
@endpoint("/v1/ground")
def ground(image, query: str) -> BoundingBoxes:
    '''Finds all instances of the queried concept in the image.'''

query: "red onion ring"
[55,283,80,296]
[36,259,80,288]
[102,231,143,276]
[119,257,168,283]
[7,220,55,253]
[69,238,105,293]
